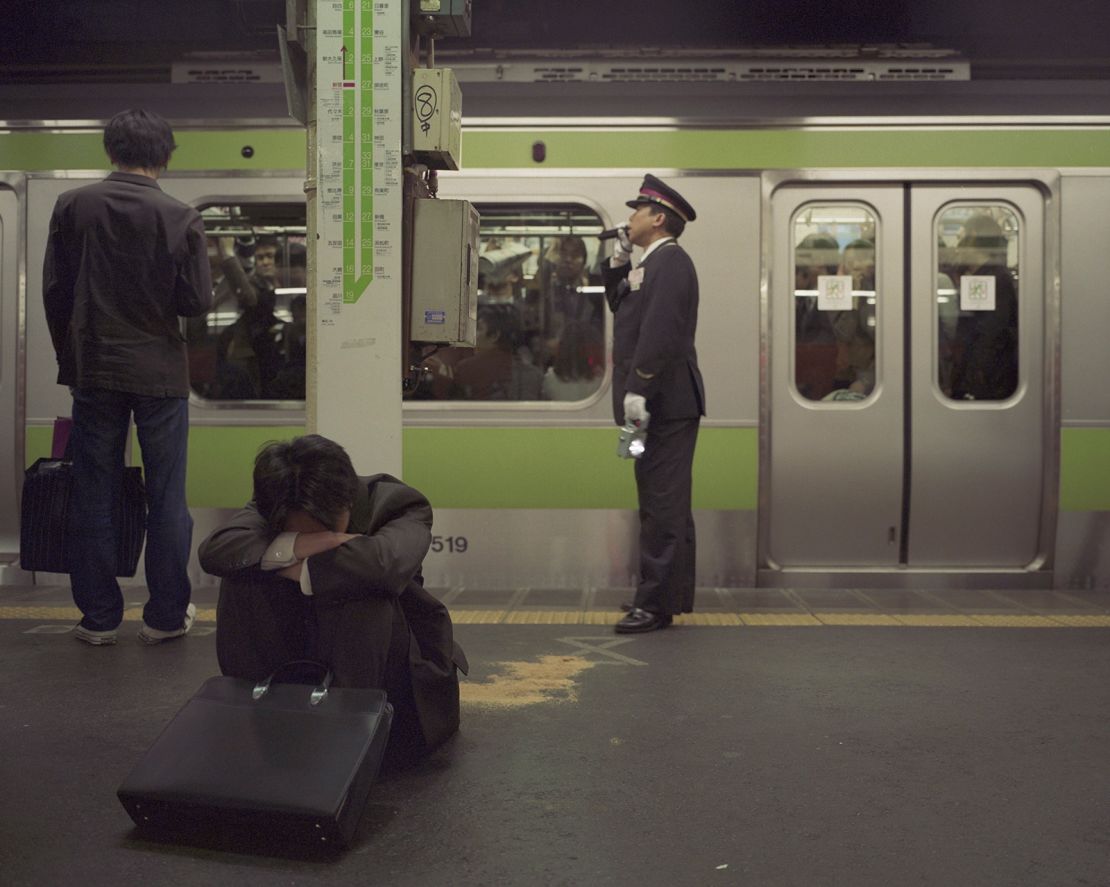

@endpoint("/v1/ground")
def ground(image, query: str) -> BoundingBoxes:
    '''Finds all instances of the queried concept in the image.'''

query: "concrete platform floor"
[2,584,1109,886]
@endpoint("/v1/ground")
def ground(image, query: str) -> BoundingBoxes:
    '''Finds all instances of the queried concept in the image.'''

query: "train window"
[406,203,606,402]
[935,205,1019,401]
[187,203,307,403]
[792,205,877,402]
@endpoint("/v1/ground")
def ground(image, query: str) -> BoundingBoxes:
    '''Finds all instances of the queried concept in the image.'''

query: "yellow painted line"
[739,612,823,626]
[449,610,507,624]
[504,610,583,625]
[2,606,1108,628]
[677,613,745,626]
[1045,614,1110,627]
[891,614,981,627]
[0,605,219,622]
[969,614,1060,628]
[814,612,901,626]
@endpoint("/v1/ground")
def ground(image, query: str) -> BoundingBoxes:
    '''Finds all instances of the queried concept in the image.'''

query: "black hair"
[957,215,1007,250]
[558,235,587,259]
[553,320,604,382]
[103,109,177,171]
[658,206,686,238]
[288,243,307,268]
[252,434,359,532]
[254,234,280,252]
[477,303,521,351]
[796,233,841,274]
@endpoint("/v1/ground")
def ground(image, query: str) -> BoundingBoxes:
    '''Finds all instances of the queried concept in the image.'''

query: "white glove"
[623,392,649,427]
[611,224,633,267]
[616,225,633,253]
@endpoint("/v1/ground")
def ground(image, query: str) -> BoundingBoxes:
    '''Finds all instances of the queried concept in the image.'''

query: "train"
[2,63,1109,592]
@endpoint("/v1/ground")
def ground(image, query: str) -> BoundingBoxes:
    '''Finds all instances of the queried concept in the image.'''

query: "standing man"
[603,175,706,634]
[43,109,213,645]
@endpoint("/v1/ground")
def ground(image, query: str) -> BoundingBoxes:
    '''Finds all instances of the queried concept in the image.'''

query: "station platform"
[3,583,1110,886]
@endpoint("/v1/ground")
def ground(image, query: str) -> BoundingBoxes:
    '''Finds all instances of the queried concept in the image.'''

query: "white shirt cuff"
[261,532,299,570]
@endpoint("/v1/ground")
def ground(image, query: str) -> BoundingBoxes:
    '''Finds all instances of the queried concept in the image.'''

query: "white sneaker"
[74,625,118,646]
[138,603,196,645]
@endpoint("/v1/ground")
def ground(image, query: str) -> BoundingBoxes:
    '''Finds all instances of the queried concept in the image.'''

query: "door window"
[792,205,878,402]
[188,203,307,403]
[936,204,1020,401]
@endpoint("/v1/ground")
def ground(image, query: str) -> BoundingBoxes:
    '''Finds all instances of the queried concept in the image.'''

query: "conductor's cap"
[626,174,696,223]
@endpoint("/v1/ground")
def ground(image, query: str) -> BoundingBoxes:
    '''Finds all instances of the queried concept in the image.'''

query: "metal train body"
[2,79,1109,592]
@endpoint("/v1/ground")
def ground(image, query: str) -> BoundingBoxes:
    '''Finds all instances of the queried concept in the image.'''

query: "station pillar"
[304,0,404,477]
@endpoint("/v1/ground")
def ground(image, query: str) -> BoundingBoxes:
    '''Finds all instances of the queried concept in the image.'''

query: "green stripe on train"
[0,130,307,172]
[403,426,757,509]
[1059,427,1110,511]
[4,128,1110,172]
[25,424,1110,511]
[25,424,758,510]
[463,129,1110,169]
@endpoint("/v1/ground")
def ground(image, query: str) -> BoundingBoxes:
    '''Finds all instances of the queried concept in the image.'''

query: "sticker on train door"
[817,275,853,310]
[960,275,996,311]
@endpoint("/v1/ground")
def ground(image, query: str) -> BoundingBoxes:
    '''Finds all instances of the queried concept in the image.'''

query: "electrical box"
[412,0,472,38]
[412,67,462,170]
[411,199,479,345]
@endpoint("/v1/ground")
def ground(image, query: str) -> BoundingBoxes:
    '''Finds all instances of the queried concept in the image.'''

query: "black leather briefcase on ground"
[19,458,146,576]
[117,663,393,848]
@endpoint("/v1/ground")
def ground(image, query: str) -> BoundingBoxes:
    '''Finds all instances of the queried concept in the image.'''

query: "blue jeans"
[69,388,193,632]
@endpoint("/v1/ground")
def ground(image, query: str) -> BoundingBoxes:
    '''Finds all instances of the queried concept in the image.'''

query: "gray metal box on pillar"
[411,199,479,345]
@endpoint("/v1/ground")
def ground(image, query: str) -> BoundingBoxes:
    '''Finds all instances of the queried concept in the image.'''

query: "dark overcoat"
[603,240,706,425]
[42,172,213,397]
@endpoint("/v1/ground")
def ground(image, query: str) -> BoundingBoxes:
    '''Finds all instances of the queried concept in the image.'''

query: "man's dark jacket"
[198,474,467,756]
[43,171,212,397]
[602,240,706,425]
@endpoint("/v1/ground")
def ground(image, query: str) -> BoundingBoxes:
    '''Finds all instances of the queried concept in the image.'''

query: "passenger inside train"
[942,212,1019,401]
[793,233,840,401]
[215,234,284,400]
[451,303,544,400]
[831,237,876,397]
[542,319,605,401]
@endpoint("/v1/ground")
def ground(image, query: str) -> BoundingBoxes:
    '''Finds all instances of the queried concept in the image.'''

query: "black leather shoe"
[620,601,634,612]
[615,607,673,634]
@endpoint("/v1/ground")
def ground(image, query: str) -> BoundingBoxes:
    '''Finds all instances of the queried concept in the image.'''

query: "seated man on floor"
[198,434,467,764]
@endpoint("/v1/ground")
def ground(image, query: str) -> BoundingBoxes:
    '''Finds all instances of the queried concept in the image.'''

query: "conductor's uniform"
[603,175,705,633]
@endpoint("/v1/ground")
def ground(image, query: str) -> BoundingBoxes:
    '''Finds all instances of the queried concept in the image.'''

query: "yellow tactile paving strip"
[4,605,1110,628]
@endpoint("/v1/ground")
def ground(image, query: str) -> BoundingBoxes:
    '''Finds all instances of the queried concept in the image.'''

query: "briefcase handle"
[251,659,334,707]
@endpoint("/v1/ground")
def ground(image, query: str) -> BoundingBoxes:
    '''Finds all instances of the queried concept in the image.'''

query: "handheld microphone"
[598,225,629,241]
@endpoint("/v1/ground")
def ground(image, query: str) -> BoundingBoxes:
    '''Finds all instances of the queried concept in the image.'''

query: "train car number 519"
[430,536,468,554]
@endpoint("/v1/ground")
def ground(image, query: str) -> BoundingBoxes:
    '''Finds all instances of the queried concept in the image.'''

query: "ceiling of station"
[1,0,1109,82]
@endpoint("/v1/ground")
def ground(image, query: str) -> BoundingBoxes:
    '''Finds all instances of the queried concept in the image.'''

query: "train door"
[0,184,20,568]
[762,181,1052,582]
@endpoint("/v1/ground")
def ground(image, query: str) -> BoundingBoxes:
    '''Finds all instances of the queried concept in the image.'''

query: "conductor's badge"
[629,266,645,290]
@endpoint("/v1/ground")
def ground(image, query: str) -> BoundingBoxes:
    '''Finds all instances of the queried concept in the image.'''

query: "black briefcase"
[117,663,393,848]
[19,458,146,576]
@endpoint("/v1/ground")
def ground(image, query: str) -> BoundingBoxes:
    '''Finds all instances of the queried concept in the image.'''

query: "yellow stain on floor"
[461,654,597,708]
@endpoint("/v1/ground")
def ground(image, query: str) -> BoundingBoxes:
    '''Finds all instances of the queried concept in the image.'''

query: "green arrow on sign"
[342,0,374,303]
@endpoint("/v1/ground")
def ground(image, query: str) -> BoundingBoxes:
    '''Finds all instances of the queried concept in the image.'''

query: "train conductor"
[603,175,706,633]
